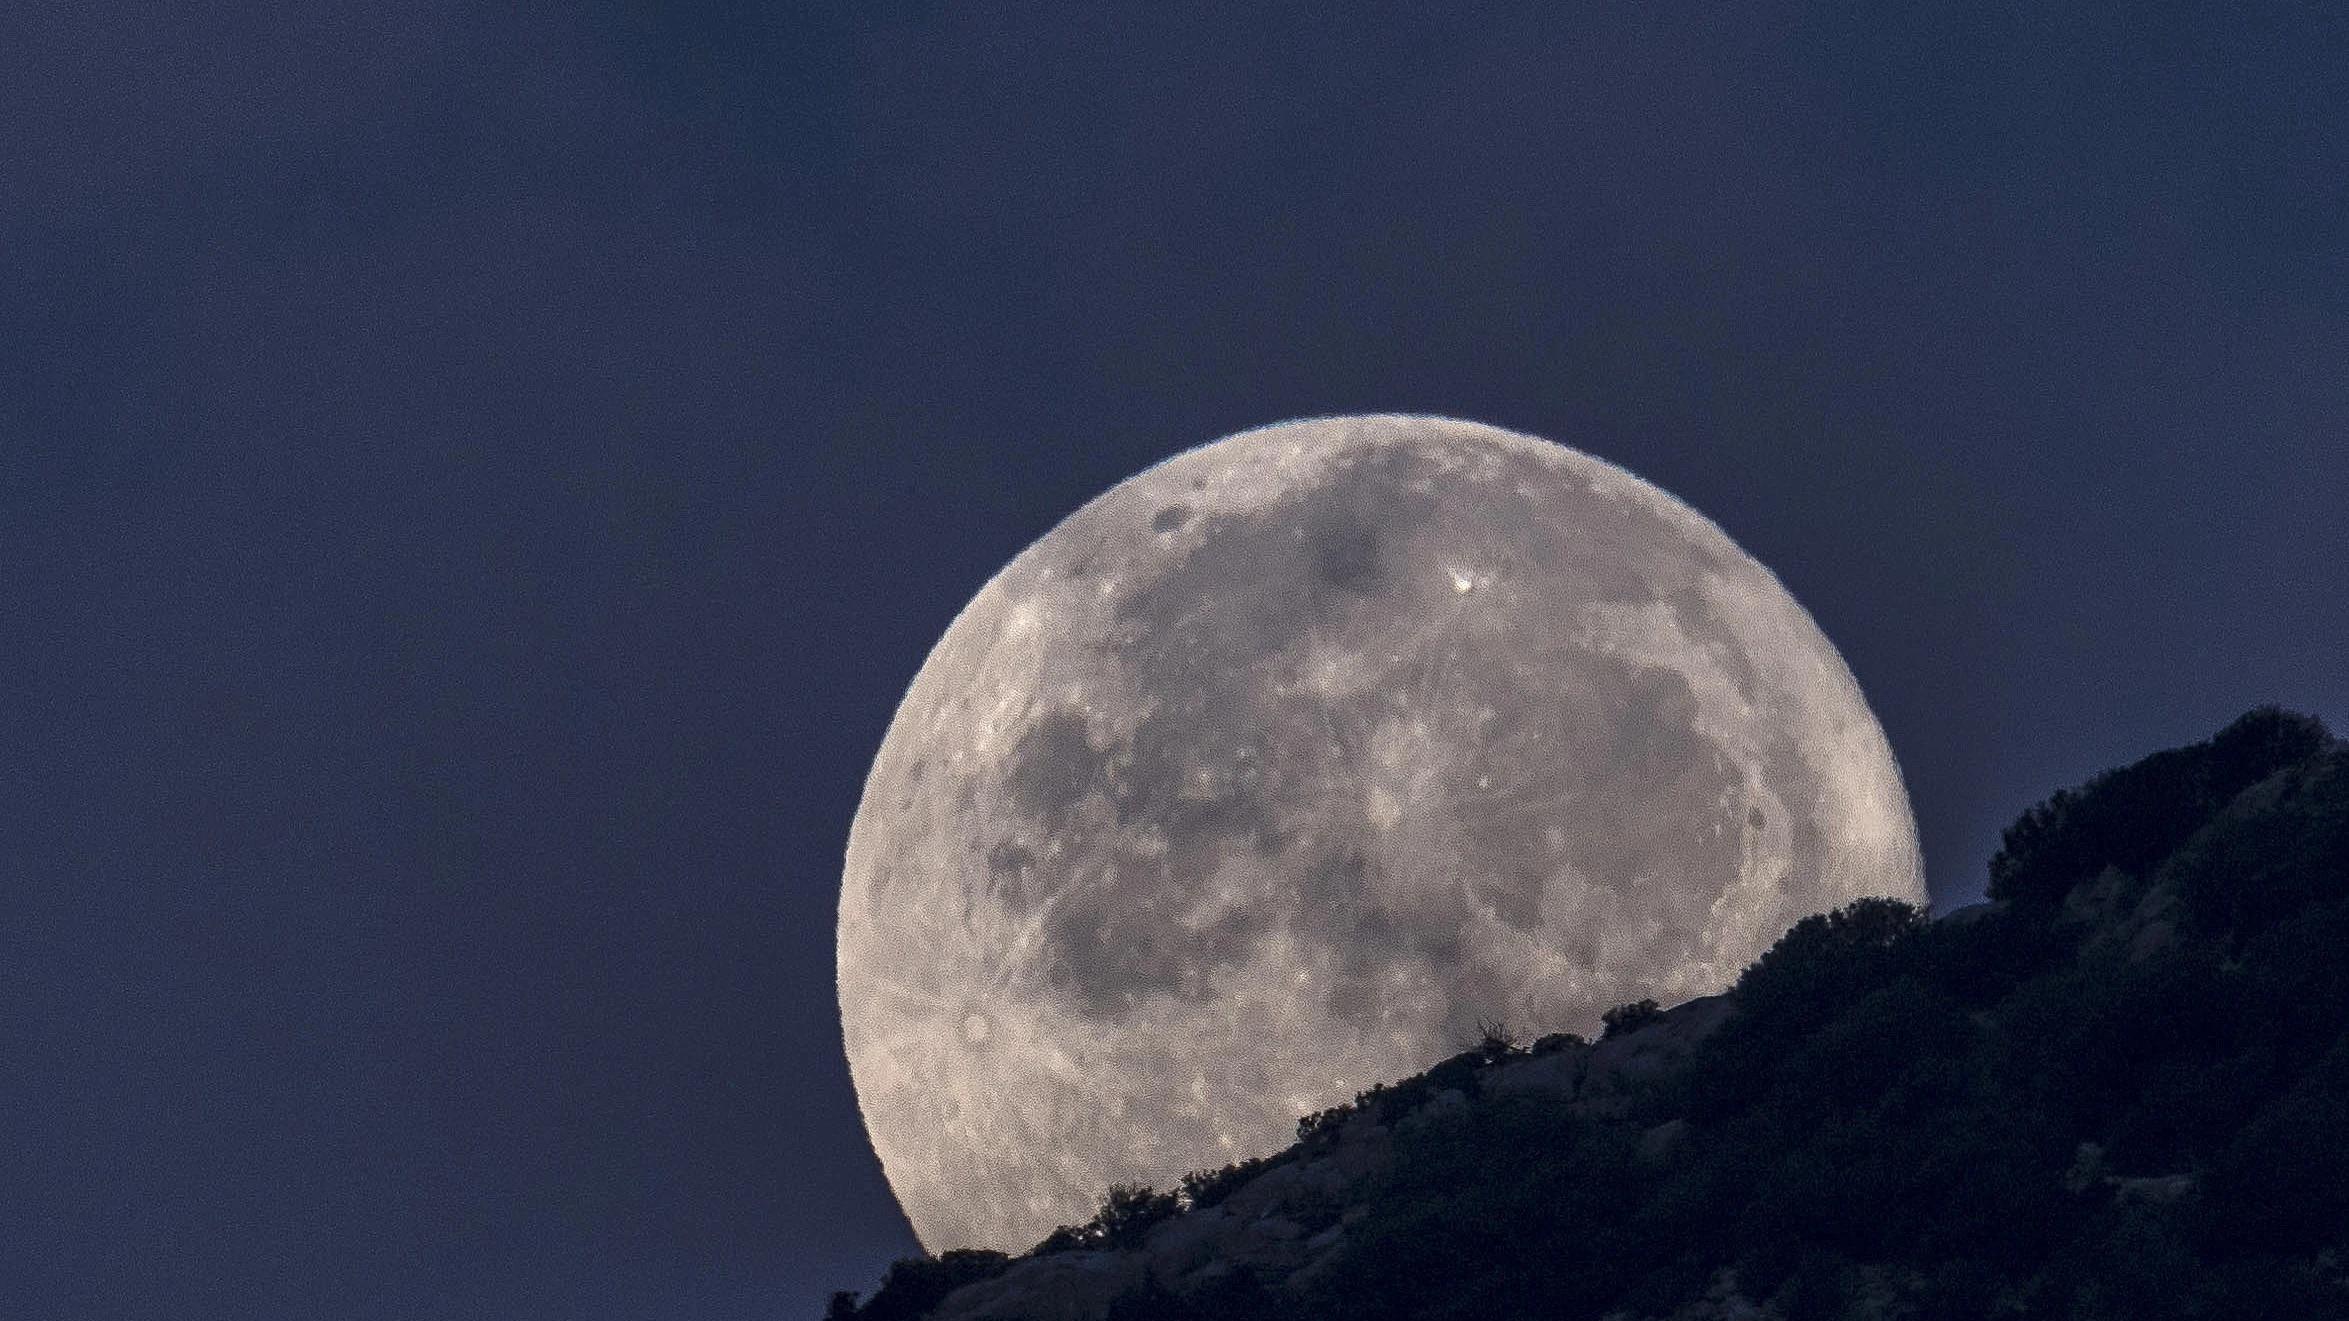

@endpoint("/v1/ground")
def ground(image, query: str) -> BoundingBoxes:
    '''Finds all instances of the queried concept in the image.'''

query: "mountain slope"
[830,707,2349,1321]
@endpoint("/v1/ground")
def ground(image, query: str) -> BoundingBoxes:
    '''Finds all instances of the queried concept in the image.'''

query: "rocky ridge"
[920,994,1736,1321]
[832,707,2349,1321]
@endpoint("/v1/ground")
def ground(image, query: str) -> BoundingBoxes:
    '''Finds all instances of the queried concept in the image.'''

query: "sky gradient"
[5,3,2345,1318]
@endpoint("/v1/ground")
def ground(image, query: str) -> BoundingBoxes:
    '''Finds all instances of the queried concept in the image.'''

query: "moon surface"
[838,415,1922,1253]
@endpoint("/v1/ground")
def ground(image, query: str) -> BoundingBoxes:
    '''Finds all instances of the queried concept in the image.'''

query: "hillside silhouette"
[829,707,2349,1320]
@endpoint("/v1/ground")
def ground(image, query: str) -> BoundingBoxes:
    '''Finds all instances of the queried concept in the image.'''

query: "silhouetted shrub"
[1473,1018,1520,1057]
[1034,1184,1182,1255]
[1600,998,1662,1038]
[1736,897,1929,1008]
[1415,1043,1497,1098]
[1179,1152,1285,1211]
[839,1249,1011,1321]
[1296,1102,1355,1144]
[2168,747,2349,939]
[1988,706,2327,906]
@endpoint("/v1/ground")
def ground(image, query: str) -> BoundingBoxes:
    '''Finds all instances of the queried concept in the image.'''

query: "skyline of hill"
[828,706,2349,1321]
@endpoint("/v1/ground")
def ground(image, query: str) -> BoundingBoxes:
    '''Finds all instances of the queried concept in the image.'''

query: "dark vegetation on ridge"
[830,707,2349,1320]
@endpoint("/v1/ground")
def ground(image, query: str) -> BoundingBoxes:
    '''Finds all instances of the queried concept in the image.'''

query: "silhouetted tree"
[1600,998,1662,1038]
[1035,1184,1182,1255]
[839,1249,1011,1321]
[1988,706,2327,906]
[1473,1018,1519,1057]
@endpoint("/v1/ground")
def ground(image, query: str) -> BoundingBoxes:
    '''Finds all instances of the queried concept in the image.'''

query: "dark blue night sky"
[5,3,2344,1317]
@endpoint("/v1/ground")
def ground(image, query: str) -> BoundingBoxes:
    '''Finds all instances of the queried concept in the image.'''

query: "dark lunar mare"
[996,437,1764,1027]
[1002,449,1449,1017]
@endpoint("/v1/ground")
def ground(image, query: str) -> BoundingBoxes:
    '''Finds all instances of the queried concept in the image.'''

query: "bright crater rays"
[838,415,1923,1253]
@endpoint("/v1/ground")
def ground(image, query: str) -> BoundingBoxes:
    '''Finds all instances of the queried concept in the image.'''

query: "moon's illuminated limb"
[839,415,1922,1253]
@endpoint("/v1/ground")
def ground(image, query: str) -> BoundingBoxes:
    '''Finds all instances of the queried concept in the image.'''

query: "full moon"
[839,415,1922,1253]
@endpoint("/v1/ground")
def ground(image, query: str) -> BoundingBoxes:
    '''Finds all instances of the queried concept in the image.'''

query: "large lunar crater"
[839,415,1922,1253]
